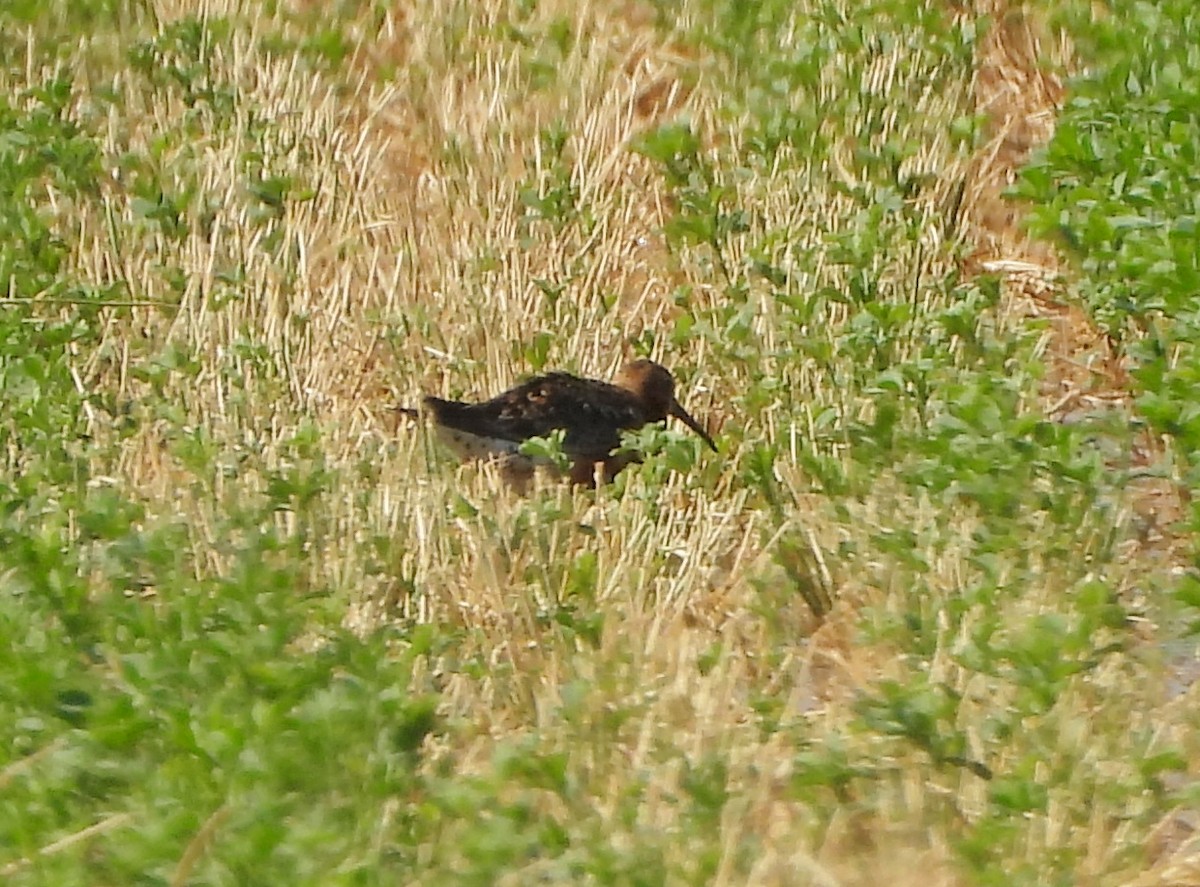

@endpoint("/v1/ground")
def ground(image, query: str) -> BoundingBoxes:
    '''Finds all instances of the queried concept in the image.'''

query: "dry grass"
[7,0,1197,882]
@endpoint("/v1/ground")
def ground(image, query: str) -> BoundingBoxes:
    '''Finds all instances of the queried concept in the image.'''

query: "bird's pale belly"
[434,425,524,460]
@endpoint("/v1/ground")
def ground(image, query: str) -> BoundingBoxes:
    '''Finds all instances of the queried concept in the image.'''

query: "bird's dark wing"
[425,373,646,458]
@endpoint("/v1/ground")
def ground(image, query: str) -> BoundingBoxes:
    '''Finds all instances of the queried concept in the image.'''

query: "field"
[2,0,1199,884]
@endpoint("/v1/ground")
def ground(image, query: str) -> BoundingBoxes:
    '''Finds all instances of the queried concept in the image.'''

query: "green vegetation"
[1019,0,1200,620]
[1,0,1196,884]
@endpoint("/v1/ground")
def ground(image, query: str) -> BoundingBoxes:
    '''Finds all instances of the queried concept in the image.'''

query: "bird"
[401,359,717,486]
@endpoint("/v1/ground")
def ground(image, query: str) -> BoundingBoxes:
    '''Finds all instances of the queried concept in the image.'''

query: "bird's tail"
[395,395,457,421]
[394,396,463,423]
[417,396,465,424]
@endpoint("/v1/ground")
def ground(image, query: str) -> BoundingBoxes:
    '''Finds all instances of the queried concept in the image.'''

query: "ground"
[2,0,1198,884]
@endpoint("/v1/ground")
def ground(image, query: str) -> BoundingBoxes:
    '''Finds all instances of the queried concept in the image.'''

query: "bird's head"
[614,359,717,452]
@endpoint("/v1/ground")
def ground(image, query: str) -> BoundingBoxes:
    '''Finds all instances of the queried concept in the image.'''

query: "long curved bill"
[669,399,717,452]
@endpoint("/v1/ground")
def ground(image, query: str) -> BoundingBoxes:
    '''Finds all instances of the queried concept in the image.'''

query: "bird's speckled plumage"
[409,359,716,486]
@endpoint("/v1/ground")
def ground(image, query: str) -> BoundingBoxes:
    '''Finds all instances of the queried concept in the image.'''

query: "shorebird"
[403,359,717,486]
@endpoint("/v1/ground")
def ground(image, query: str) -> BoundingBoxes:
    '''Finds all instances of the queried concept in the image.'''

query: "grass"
[1,0,1197,884]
